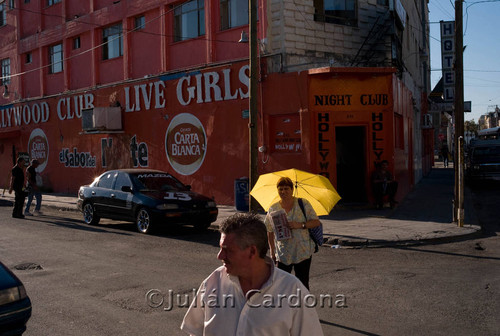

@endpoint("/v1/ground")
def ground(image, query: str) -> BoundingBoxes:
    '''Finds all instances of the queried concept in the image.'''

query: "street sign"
[464,101,471,112]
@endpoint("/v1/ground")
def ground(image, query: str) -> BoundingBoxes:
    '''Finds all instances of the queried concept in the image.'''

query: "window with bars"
[73,36,81,49]
[135,15,145,30]
[49,44,63,73]
[313,0,357,26]
[1,58,10,85]
[220,0,248,30]
[0,2,7,26]
[102,24,123,60]
[174,0,205,42]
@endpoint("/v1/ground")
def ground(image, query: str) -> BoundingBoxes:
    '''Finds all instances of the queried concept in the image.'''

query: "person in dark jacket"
[9,157,26,219]
[371,160,398,209]
[24,159,42,216]
[441,143,450,168]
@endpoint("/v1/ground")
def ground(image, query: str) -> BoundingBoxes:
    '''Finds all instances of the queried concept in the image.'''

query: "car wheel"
[194,221,211,231]
[83,203,100,225]
[136,208,153,234]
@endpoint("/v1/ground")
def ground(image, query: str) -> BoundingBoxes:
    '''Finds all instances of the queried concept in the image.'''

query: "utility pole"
[248,0,259,211]
[453,0,465,226]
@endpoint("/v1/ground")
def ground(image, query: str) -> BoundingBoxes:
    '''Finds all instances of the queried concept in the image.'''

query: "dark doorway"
[335,126,367,203]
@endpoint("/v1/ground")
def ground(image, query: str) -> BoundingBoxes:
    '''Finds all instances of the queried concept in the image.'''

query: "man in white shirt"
[181,213,324,336]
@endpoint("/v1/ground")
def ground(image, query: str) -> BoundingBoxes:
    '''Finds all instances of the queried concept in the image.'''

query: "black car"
[0,261,32,335]
[466,139,500,182]
[77,169,218,233]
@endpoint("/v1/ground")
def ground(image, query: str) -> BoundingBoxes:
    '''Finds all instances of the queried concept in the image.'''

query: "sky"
[429,0,500,123]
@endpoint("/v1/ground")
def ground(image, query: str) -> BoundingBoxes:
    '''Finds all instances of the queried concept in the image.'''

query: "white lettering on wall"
[125,80,167,112]
[57,93,94,121]
[1,102,50,128]
[0,65,249,129]
[176,65,250,106]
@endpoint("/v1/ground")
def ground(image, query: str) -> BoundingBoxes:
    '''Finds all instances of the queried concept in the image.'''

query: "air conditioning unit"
[82,108,95,131]
[82,107,122,131]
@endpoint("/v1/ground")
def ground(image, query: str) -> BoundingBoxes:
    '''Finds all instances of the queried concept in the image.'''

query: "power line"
[1,4,245,83]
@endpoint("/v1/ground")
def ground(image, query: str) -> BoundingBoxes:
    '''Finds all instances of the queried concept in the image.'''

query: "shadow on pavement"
[319,319,380,336]
[26,209,221,246]
[393,245,500,261]
[324,168,467,225]
[25,214,134,236]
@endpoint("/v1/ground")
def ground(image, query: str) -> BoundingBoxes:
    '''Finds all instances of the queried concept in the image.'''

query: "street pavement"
[0,160,481,248]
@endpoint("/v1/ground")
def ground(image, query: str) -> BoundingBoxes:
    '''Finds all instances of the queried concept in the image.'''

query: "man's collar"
[226,257,275,291]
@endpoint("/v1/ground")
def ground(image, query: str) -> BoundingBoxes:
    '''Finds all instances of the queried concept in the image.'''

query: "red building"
[0,0,431,207]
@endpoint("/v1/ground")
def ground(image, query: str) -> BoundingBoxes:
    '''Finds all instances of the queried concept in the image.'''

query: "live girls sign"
[0,64,250,129]
[123,65,250,112]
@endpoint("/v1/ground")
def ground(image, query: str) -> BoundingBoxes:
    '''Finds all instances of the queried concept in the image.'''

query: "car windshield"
[472,146,500,163]
[130,173,188,192]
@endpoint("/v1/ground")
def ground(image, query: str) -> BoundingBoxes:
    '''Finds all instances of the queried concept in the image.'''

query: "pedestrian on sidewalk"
[441,143,450,168]
[24,159,42,216]
[264,177,320,290]
[371,160,398,209]
[9,157,26,219]
[181,213,323,336]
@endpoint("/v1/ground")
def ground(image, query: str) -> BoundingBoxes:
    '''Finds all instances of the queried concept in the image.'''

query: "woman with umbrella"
[264,176,321,290]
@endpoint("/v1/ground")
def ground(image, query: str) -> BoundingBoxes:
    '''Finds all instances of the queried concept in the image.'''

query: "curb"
[322,226,483,248]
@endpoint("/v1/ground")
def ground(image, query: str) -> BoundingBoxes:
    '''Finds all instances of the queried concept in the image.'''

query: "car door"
[92,172,117,216]
[109,172,134,220]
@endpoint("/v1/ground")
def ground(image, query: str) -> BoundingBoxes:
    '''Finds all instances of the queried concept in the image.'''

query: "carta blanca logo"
[59,148,97,168]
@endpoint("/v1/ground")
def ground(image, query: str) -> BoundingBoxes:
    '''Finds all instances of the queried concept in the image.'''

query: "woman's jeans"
[25,190,42,212]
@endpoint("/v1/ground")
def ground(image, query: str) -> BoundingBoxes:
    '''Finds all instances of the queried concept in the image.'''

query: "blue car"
[0,261,32,335]
[77,169,218,234]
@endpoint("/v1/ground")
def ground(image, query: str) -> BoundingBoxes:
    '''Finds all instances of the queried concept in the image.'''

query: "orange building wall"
[1,62,255,205]
[392,76,414,200]
[1,63,416,206]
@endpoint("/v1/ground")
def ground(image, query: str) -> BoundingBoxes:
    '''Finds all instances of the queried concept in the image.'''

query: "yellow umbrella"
[250,168,341,216]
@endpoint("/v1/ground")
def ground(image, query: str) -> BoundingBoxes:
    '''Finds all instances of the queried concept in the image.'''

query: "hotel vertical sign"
[440,21,455,104]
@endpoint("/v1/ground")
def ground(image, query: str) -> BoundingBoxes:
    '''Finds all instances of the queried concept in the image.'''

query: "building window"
[0,2,7,27]
[1,58,10,85]
[313,0,357,26]
[220,0,248,30]
[25,53,32,64]
[47,0,61,6]
[174,0,205,42]
[25,0,30,3]
[102,24,123,60]
[377,0,388,5]
[8,0,14,9]
[135,15,145,30]
[49,44,63,74]
[73,36,81,49]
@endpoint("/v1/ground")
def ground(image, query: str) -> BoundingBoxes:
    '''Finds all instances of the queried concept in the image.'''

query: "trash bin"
[234,177,249,211]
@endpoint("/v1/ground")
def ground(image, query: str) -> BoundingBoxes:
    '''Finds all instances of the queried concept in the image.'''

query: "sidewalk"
[319,165,481,247]
[0,164,481,248]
